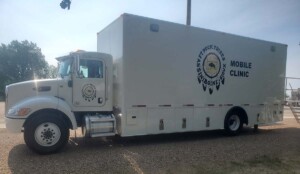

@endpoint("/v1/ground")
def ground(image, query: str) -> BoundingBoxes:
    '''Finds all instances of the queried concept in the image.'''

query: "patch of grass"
[188,155,298,174]
[246,155,283,168]
[230,161,245,167]
[165,155,300,174]
[229,155,297,174]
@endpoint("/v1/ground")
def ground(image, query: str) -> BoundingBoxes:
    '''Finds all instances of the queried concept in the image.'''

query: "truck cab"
[5,51,114,154]
[56,51,113,112]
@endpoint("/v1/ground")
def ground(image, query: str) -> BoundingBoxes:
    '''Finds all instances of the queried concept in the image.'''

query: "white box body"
[97,14,287,136]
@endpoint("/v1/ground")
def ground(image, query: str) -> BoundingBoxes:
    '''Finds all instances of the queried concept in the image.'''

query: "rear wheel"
[224,111,243,135]
[24,113,69,154]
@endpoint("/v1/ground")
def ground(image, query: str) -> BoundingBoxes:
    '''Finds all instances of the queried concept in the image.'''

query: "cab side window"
[79,59,103,78]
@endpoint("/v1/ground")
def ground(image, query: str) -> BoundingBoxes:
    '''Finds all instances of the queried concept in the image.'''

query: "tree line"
[0,40,57,100]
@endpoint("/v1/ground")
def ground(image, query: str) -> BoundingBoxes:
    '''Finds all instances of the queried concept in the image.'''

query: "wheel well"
[24,109,73,129]
[226,106,248,125]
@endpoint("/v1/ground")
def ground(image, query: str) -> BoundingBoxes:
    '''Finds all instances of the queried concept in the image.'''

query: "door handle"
[98,97,103,104]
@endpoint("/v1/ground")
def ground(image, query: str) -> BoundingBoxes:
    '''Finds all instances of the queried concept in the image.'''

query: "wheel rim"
[228,115,240,131]
[34,122,61,147]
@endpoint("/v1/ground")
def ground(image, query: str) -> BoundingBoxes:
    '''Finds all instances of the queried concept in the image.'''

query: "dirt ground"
[1,102,300,174]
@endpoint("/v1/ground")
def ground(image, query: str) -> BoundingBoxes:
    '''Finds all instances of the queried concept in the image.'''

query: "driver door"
[72,58,106,107]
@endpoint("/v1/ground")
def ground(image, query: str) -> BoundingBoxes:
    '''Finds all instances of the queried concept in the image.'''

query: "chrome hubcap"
[229,115,240,131]
[34,122,61,147]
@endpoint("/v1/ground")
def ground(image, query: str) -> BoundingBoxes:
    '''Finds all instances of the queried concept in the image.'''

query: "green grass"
[226,155,297,174]
[246,155,283,168]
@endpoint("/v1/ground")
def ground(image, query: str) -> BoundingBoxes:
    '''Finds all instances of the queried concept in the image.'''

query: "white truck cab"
[5,51,115,154]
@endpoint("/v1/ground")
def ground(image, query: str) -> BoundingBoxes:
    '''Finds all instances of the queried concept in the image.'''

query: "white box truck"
[5,14,287,154]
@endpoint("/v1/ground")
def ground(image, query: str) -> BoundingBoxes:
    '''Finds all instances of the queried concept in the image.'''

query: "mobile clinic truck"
[5,14,287,154]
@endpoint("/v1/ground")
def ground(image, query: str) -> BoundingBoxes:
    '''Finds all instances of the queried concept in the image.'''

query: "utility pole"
[186,0,191,26]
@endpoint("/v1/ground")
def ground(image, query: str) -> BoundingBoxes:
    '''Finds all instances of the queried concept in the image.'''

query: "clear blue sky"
[0,0,299,79]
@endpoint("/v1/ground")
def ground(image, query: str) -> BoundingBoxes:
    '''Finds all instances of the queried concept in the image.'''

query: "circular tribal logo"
[82,84,96,102]
[197,45,226,94]
[203,53,221,78]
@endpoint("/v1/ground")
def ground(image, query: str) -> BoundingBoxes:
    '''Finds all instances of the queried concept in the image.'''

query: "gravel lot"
[1,102,300,174]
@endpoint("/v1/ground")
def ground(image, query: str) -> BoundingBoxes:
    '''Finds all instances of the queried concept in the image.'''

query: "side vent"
[182,118,186,129]
[150,24,159,32]
[206,117,210,127]
[270,45,276,52]
[159,119,164,130]
[33,86,51,92]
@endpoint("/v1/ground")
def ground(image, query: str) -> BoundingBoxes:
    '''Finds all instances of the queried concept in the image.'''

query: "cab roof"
[55,51,111,61]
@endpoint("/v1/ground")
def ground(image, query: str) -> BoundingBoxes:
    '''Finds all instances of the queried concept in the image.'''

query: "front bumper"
[5,117,25,133]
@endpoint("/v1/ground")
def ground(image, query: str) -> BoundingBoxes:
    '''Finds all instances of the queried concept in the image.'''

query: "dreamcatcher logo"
[82,84,96,102]
[197,45,226,94]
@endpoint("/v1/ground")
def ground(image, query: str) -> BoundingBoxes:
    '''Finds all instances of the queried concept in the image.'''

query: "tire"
[224,111,243,136]
[24,112,70,154]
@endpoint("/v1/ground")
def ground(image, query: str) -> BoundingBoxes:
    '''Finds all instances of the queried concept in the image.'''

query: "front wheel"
[24,113,69,154]
[224,112,243,136]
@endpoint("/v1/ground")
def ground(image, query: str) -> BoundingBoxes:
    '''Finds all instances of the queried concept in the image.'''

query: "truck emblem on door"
[82,84,96,101]
[197,45,226,94]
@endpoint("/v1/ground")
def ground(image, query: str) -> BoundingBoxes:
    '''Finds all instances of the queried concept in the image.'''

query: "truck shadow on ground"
[71,127,257,148]
[8,127,300,173]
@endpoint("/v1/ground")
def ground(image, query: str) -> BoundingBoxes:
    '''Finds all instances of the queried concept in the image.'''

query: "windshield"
[58,58,71,78]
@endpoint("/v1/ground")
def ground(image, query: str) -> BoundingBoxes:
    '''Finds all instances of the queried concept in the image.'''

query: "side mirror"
[77,70,85,79]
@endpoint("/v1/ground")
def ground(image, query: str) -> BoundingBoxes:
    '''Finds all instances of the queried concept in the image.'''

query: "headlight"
[8,108,31,116]
[8,108,17,115]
